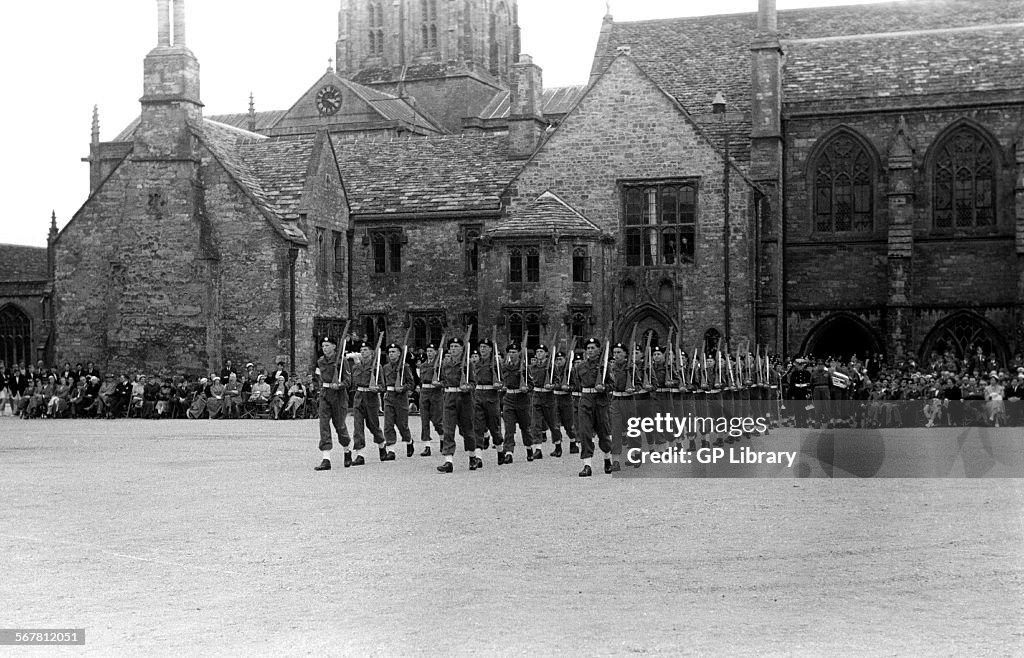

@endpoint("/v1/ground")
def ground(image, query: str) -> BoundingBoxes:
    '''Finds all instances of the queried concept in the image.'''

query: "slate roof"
[196,120,312,243]
[596,0,1024,161]
[0,244,47,281]
[487,191,603,239]
[784,24,1024,104]
[332,133,520,215]
[206,110,288,133]
[339,78,443,133]
[475,86,587,121]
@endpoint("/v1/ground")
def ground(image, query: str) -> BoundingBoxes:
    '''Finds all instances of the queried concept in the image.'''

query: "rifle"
[371,330,385,388]
[600,322,612,385]
[664,328,675,383]
[643,329,653,389]
[492,325,502,383]
[628,323,639,390]
[336,319,351,385]
[397,325,412,389]
[547,325,561,386]
[462,324,473,385]
[564,336,578,388]
[521,322,529,389]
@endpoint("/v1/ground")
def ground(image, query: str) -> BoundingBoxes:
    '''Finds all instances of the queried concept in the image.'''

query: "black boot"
[406,443,415,458]
[569,442,579,454]
[420,446,432,457]
[343,451,353,468]
[551,443,562,458]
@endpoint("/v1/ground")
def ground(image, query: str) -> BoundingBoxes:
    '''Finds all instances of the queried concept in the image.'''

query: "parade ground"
[2,417,1023,656]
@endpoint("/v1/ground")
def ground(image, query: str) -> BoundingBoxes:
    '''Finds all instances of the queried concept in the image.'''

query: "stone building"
[0,228,54,367]
[11,0,1022,373]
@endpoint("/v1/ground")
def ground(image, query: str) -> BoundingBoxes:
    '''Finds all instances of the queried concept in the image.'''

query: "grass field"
[2,417,1022,656]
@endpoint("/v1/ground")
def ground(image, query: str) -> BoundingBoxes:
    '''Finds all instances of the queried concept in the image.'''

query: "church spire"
[91,105,100,145]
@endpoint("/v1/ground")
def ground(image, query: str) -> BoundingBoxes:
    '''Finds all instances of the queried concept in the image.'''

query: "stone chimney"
[508,54,545,159]
[138,0,202,158]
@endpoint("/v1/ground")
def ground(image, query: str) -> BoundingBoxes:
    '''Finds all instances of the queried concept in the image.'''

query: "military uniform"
[499,343,532,464]
[787,361,812,427]
[528,345,560,459]
[382,343,416,458]
[437,337,480,473]
[569,338,613,476]
[472,340,503,458]
[417,346,443,456]
[351,343,387,460]
[607,344,638,467]
[313,336,353,471]
[550,352,577,457]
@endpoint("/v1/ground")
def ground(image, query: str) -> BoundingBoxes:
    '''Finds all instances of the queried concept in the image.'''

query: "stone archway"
[800,313,883,361]
[617,303,675,350]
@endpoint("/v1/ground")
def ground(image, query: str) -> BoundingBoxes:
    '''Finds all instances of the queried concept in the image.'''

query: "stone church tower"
[336,0,520,132]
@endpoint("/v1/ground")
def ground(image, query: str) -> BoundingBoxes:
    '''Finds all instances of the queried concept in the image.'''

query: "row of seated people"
[1,372,317,420]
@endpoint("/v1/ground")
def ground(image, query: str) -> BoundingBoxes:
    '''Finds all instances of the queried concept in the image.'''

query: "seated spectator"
[206,376,226,419]
[47,375,71,418]
[156,378,174,418]
[187,378,209,419]
[984,375,1006,427]
[95,374,118,417]
[223,373,242,418]
[269,374,288,419]
[129,375,148,417]
[249,374,271,403]
[282,376,306,419]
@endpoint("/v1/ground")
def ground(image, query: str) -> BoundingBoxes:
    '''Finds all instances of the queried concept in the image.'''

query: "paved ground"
[1,417,1022,656]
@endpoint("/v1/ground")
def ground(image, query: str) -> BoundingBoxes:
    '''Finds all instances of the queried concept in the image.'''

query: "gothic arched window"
[933,126,995,229]
[813,133,873,233]
[491,2,510,78]
[368,1,384,55]
[703,328,721,355]
[420,0,438,49]
[0,304,31,367]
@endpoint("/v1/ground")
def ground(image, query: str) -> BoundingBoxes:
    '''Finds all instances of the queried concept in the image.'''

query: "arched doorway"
[919,311,1008,364]
[801,313,883,361]
[617,303,674,351]
[0,304,32,366]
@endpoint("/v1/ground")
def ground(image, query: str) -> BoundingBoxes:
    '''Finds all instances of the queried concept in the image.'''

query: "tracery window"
[933,127,995,229]
[813,134,873,233]
[624,182,696,266]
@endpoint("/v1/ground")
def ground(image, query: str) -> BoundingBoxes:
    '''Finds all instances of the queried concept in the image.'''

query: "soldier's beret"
[535,344,548,352]
[448,337,464,347]
[386,342,400,351]
[613,342,627,351]
[426,343,437,351]
[585,338,600,348]
[506,342,521,352]
[556,351,566,359]
[471,350,480,357]
[349,340,366,352]
[478,338,494,348]
[652,346,664,354]
[358,341,374,351]
[321,336,338,346]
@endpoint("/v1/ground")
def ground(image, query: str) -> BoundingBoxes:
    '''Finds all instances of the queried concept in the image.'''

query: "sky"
[0,0,892,247]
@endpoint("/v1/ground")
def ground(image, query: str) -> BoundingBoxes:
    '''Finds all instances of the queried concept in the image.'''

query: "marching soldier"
[313,336,353,471]
[499,342,532,464]
[473,338,503,462]
[551,350,578,457]
[787,358,812,428]
[437,337,480,473]
[608,342,637,471]
[650,346,672,446]
[417,344,443,456]
[382,342,416,458]
[570,337,613,477]
[528,344,560,461]
[351,341,388,464]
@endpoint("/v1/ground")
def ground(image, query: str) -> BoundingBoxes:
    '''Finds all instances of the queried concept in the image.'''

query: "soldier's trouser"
[554,392,577,441]
[354,391,385,449]
[420,389,443,442]
[442,391,477,456]
[812,386,831,424]
[474,391,502,448]
[318,389,351,452]
[609,396,634,455]
[577,394,611,460]
[532,392,560,444]
[384,392,412,444]
[501,393,532,452]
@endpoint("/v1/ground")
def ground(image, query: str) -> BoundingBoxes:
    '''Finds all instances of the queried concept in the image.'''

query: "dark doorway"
[803,314,881,362]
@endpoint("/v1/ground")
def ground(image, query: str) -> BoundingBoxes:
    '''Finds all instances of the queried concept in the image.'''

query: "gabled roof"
[332,133,520,216]
[487,191,603,239]
[784,24,1024,105]
[206,110,288,133]
[196,120,312,243]
[475,86,587,120]
[340,77,443,133]
[0,244,47,281]
[595,0,1024,160]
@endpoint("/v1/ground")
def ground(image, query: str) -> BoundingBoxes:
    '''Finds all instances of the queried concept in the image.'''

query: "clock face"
[315,85,342,116]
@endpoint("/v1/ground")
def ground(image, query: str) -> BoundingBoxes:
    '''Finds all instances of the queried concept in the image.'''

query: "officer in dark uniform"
[417,344,443,456]
[570,337,613,477]
[473,338,503,461]
[608,342,637,471]
[787,359,812,427]
[382,342,416,458]
[351,341,387,464]
[499,342,531,464]
[650,346,671,445]
[314,336,353,471]
[437,337,479,473]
